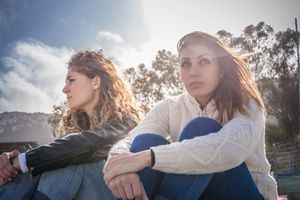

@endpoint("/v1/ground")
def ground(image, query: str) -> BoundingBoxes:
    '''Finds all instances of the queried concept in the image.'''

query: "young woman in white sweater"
[104,31,278,200]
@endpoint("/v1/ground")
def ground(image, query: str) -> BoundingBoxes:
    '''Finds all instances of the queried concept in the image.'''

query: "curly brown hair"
[177,31,264,123]
[61,50,142,135]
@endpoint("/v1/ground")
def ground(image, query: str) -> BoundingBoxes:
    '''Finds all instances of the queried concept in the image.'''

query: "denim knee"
[179,117,222,141]
[130,133,169,153]
[200,162,263,200]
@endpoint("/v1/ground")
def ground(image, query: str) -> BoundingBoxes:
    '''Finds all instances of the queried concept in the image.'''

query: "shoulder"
[233,99,265,123]
[103,116,137,131]
[246,99,264,119]
[151,93,190,111]
[158,93,192,106]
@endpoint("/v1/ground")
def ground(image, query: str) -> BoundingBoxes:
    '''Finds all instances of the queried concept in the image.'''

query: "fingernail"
[8,178,12,181]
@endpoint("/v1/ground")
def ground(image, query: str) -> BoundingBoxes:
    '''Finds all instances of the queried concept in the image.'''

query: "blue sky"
[0,0,299,113]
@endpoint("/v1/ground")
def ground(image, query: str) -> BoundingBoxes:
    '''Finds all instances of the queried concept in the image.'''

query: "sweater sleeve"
[151,102,264,174]
[110,99,170,153]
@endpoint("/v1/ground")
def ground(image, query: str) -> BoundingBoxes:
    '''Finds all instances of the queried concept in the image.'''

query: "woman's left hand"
[104,150,151,184]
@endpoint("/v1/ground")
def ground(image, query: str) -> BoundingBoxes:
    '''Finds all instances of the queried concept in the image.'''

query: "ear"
[93,76,101,90]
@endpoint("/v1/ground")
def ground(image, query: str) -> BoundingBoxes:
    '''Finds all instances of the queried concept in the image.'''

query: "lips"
[188,81,204,89]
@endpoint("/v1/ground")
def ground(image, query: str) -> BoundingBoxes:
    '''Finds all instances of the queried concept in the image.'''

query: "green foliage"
[219,22,300,140]
[124,49,183,112]
[47,102,66,137]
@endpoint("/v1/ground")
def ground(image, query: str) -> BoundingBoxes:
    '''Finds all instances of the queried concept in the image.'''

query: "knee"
[130,134,169,153]
[179,117,222,141]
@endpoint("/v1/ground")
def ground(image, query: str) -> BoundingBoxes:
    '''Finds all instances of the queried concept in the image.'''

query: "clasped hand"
[0,150,20,186]
[103,151,151,200]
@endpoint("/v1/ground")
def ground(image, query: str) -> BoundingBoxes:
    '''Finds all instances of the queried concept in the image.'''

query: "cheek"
[180,70,188,85]
[71,89,96,108]
[205,68,221,89]
[72,83,94,99]
[210,76,221,91]
[80,87,95,100]
[75,80,92,92]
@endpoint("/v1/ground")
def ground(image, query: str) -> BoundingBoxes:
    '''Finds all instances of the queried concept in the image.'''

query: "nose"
[188,62,201,77]
[62,83,69,94]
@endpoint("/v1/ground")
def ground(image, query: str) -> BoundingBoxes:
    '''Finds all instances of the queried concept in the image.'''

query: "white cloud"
[97,31,123,43]
[111,43,157,70]
[89,40,155,71]
[0,39,73,113]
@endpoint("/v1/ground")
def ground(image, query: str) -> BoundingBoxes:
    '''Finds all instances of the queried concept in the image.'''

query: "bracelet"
[150,149,155,167]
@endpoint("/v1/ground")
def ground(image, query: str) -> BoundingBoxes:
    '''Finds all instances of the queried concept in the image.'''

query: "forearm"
[104,150,152,184]
[26,133,95,175]
[24,118,135,175]
[137,150,152,168]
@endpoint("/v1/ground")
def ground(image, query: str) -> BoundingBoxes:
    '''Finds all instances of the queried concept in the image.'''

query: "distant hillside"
[0,112,55,145]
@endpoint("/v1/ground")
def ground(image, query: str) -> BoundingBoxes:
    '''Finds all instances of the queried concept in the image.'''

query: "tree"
[218,22,276,79]
[258,28,300,139]
[219,22,300,141]
[124,49,182,112]
[47,102,66,137]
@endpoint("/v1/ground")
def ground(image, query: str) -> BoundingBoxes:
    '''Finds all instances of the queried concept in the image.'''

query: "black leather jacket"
[25,117,136,176]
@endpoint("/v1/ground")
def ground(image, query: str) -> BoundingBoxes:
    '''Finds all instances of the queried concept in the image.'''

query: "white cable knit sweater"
[111,93,278,200]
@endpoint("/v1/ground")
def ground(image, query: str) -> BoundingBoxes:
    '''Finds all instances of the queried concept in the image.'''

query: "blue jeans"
[130,117,263,200]
[0,160,114,200]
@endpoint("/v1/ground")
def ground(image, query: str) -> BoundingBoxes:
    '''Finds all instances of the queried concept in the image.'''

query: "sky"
[0,0,299,113]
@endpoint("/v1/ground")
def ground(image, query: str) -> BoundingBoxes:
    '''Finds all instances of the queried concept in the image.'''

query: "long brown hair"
[177,31,264,123]
[61,50,142,135]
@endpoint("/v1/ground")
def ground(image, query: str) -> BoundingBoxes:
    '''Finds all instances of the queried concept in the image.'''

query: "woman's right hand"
[107,173,148,200]
[0,150,20,186]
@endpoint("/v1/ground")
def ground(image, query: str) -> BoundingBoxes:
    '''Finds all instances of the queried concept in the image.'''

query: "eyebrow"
[65,75,74,82]
[180,54,211,61]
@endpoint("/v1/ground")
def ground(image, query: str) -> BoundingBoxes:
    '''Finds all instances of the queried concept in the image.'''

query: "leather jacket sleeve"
[25,117,136,176]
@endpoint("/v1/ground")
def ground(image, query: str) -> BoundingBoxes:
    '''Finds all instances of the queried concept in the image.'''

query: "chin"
[68,104,77,110]
[189,90,204,97]
[191,92,211,100]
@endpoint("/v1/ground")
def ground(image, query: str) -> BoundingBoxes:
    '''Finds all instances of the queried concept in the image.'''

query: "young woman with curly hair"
[0,50,141,200]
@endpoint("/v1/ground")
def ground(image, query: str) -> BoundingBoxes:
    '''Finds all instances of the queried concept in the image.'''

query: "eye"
[180,61,191,68]
[199,57,211,65]
[65,78,75,84]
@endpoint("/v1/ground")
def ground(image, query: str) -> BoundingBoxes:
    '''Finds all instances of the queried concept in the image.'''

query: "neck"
[82,93,100,120]
[196,96,212,110]
[85,109,95,118]
[82,107,98,130]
